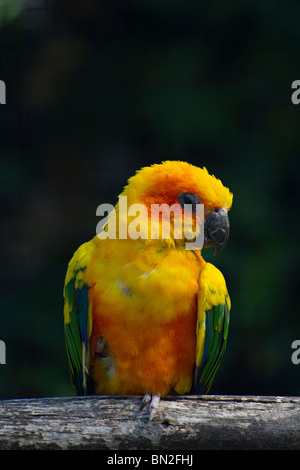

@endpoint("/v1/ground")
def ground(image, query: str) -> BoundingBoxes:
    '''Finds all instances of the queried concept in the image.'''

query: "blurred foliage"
[0,0,299,399]
[0,0,23,30]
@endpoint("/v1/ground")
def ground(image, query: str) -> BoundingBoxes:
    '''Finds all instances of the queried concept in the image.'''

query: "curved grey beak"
[204,207,230,255]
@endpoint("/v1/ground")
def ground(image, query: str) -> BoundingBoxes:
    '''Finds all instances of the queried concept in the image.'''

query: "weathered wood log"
[0,395,299,450]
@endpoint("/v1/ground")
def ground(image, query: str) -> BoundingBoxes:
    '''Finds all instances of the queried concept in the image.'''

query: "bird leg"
[140,393,161,420]
[95,336,109,358]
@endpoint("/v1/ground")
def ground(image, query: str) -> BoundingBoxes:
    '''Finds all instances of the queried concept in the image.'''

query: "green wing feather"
[194,302,230,394]
[193,262,231,394]
[63,242,93,395]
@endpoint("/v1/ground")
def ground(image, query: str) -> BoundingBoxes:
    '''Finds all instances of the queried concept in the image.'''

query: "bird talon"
[140,393,152,410]
[140,393,160,419]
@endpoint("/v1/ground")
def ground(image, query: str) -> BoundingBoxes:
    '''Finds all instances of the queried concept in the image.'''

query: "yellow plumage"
[63,161,233,412]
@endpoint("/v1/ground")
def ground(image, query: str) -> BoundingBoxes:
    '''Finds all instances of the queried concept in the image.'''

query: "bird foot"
[140,393,161,420]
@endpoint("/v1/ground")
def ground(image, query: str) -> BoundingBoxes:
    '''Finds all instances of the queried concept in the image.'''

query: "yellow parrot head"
[120,161,233,253]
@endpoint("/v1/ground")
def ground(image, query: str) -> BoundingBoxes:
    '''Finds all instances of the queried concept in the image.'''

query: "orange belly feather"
[90,303,197,396]
[86,238,202,397]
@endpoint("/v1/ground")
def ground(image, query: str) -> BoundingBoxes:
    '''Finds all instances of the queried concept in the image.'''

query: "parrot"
[63,161,233,419]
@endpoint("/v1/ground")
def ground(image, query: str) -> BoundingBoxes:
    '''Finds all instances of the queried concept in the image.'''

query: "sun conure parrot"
[63,161,233,419]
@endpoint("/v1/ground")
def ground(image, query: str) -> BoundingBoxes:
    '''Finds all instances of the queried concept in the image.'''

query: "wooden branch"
[0,395,299,450]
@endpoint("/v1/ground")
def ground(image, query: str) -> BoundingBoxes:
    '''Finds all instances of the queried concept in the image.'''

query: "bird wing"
[193,262,231,394]
[63,241,94,395]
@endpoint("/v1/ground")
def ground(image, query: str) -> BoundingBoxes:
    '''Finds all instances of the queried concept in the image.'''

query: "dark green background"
[0,0,299,399]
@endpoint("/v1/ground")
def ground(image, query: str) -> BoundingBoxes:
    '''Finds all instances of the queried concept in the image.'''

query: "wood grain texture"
[0,395,299,450]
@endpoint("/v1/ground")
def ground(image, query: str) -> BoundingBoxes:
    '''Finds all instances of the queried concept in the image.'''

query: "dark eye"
[178,193,201,212]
